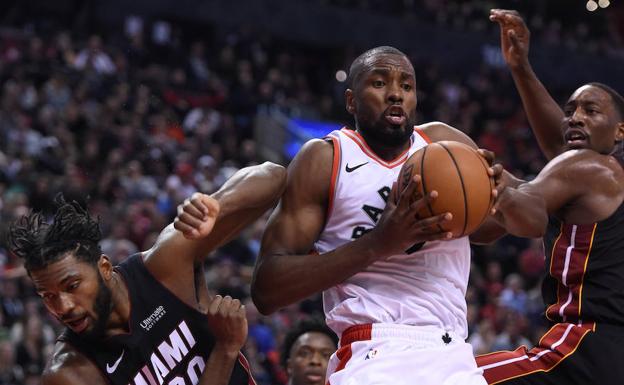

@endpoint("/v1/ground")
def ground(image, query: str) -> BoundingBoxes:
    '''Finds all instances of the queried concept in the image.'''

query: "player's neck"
[358,131,411,161]
[103,272,131,337]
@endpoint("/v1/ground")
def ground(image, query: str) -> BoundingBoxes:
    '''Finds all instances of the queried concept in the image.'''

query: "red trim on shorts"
[237,352,258,385]
[414,126,432,144]
[476,322,595,384]
[341,128,410,168]
[340,324,373,347]
[333,344,353,373]
[326,135,341,220]
[326,324,373,383]
[545,224,597,322]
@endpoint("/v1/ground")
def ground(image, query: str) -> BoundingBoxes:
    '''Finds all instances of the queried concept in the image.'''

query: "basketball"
[398,141,494,238]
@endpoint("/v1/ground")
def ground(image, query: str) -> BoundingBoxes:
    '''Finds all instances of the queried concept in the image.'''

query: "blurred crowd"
[319,0,624,58]
[0,3,622,385]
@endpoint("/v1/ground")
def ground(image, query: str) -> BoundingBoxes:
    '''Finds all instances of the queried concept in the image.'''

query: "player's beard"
[357,113,416,148]
[81,272,113,341]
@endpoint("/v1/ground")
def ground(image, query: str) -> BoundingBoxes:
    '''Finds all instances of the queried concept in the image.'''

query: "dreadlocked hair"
[7,195,102,271]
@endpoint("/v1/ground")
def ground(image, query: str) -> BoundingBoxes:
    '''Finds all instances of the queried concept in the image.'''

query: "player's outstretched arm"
[251,139,454,315]
[144,162,286,275]
[492,150,623,237]
[199,295,249,385]
[491,9,565,160]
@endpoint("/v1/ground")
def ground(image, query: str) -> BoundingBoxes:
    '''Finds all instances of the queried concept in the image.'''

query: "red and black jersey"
[59,254,255,385]
[542,152,624,325]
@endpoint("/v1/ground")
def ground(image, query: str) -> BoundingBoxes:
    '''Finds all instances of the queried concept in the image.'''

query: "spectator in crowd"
[281,319,338,385]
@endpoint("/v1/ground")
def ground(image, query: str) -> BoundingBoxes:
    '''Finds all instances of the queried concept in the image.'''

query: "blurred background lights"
[335,70,347,82]
[598,0,610,8]
[586,0,598,11]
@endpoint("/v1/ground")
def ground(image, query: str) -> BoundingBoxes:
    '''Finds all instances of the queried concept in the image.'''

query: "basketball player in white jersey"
[247,46,506,385]
[247,46,507,385]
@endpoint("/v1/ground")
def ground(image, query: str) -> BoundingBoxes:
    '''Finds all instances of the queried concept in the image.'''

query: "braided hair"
[7,195,102,271]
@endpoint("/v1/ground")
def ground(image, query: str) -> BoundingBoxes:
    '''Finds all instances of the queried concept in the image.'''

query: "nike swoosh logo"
[345,162,369,173]
[106,350,124,374]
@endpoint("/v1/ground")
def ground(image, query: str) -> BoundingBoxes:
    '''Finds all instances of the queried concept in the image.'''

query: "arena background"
[0,1,623,384]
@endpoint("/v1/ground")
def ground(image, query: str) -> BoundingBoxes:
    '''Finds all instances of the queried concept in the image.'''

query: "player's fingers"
[488,164,504,178]
[389,181,399,206]
[200,195,220,216]
[422,230,454,241]
[177,212,205,229]
[398,174,422,207]
[409,190,437,212]
[477,149,495,165]
[173,219,199,238]
[208,295,223,314]
[415,212,452,230]
[508,29,520,46]
[177,199,190,216]
[185,199,206,219]
[218,296,233,316]
[228,298,242,315]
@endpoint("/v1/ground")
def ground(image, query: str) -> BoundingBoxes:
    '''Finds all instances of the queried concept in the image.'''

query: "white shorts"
[326,324,487,385]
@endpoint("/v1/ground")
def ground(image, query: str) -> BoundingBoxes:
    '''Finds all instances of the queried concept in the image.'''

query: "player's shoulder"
[292,138,335,166]
[416,122,476,147]
[43,342,105,385]
[548,149,624,181]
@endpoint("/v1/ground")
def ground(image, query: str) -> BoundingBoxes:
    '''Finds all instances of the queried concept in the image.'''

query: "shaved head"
[347,46,412,89]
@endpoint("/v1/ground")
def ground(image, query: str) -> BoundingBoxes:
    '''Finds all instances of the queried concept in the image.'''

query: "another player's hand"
[370,175,453,259]
[174,192,220,239]
[477,149,505,214]
[490,9,530,70]
[207,295,248,354]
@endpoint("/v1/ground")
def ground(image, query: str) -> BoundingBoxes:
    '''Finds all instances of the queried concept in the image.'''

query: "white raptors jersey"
[315,127,471,339]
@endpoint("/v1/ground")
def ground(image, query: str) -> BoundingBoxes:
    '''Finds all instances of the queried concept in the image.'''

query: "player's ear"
[345,89,356,115]
[286,358,293,376]
[615,122,624,142]
[98,255,113,281]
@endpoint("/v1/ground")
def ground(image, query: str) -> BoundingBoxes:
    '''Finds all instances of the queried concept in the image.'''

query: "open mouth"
[66,316,89,333]
[564,129,588,148]
[385,107,406,125]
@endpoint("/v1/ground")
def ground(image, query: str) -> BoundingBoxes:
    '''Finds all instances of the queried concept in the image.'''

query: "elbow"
[265,162,287,193]
[260,162,287,204]
[530,216,548,238]
[250,268,280,316]
[250,283,278,316]
[524,225,546,239]
[513,217,547,238]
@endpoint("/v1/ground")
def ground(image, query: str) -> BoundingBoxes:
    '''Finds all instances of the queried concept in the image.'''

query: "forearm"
[199,345,240,385]
[510,64,565,160]
[252,234,381,314]
[203,162,286,248]
[494,184,548,238]
[469,217,507,244]
[212,162,286,216]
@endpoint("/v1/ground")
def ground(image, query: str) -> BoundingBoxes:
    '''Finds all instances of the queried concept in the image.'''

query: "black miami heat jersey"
[542,153,624,326]
[59,254,254,385]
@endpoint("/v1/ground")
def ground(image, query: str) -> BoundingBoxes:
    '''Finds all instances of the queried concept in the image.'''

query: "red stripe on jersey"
[546,224,597,322]
[476,322,595,384]
[414,126,432,143]
[237,352,258,385]
[326,135,341,220]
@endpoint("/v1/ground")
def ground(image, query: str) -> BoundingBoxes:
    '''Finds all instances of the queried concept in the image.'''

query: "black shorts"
[476,322,624,385]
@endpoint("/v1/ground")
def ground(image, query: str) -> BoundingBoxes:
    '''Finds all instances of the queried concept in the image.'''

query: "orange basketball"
[398,141,494,238]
